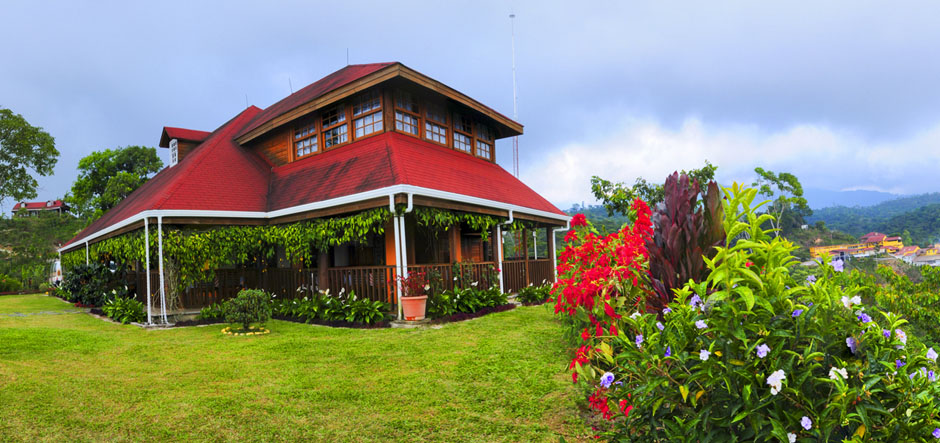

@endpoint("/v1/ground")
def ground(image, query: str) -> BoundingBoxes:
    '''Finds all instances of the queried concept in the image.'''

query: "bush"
[556,184,940,441]
[0,273,23,292]
[60,263,127,307]
[516,283,552,305]
[270,289,389,325]
[223,289,272,331]
[197,303,224,321]
[101,297,145,324]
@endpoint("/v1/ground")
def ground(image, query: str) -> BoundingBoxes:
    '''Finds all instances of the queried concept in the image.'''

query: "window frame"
[394,89,421,137]
[320,104,349,150]
[474,123,494,160]
[452,112,473,154]
[423,101,449,147]
[292,119,320,160]
[351,89,383,140]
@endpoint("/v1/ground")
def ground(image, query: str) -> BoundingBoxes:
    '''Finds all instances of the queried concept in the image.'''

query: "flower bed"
[221,325,270,336]
[429,303,516,324]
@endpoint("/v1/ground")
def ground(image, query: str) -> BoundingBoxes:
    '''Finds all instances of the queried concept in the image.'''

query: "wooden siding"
[252,127,291,166]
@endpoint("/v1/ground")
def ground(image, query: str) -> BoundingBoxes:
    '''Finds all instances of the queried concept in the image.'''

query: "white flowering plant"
[563,184,940,441]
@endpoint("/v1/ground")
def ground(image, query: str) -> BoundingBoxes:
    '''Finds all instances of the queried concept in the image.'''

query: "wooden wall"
[252,127,291,166]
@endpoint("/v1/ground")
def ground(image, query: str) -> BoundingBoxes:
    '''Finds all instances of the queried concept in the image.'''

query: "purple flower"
[801,416,812,430]
[663,307,672,314]
[792,309,803,317]
[756,343,771,359]
[933,428,940,439]
[857,312,872,323]
[929,370,936,382]
[896,329,908,348]
[599,372,615,388]
[695,320,707,330]
[635,334,644,348]
[690,294,703,309]
[665,345,672,357]
[699,349,710,361]
[846,337,858,354]
[927,347,937,362]
[833,259,844,272]
[806,275,817,283]
[883,329,891,339]
[656,322,665,331]
[896,359,905,369]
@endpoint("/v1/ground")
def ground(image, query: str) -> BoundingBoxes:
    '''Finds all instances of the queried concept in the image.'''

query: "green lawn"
[0,294,587,442]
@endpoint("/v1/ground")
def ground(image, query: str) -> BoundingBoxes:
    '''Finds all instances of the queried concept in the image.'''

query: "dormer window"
[453,113,473,153]
[394,90,420,135]
[424,103,447,145]
[294,121,318,158]
[169,139,179,166]
[352,90,383,138]
[475,125,493,160]
[321,106,348,148]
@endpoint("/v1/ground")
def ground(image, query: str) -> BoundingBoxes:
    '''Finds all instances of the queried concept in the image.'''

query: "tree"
[901,229,913,247]
[591,160,717,216]
[66,146,163,221]
[751,167,811,237]
[0,108,59,205]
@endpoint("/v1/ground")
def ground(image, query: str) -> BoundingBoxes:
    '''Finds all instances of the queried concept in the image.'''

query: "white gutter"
[552,220,571,280]
[85,242,89,264]
[390,194,403,320]
[144,217,152,324]
[157,215,167,324]
[58,184,570,253]
[496,210,514,293]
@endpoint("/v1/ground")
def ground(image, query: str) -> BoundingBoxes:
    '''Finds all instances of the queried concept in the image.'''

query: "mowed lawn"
[0,294,587,442]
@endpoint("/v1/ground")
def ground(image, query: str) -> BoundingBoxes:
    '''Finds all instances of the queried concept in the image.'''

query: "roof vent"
[169,139,179,167]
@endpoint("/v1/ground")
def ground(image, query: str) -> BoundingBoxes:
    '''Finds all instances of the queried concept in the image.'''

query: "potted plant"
[398,272,429,321]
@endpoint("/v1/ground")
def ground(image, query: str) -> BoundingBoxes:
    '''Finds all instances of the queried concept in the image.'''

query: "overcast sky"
[3,0,939,212]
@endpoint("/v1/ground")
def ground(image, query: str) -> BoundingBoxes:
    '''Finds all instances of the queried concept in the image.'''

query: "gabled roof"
[159,127,211,148]
[860,232,886,242]
[13,200,67,210]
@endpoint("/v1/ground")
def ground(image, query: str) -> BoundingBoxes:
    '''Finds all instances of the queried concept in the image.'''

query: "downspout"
[552,220,571,280]
[85,241,89,265]
[497,210,514,293]
[157,215,168,324]
[390,194,403,321]
[399,193,413,280]
[144,217,152,325]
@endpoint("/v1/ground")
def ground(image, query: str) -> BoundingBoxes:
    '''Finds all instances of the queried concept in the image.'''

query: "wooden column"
[317,250,330,292]
[546,226,555,281]
[523,228,530,286]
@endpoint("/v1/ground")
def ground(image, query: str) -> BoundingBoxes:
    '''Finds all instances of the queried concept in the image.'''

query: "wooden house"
[58,62,569,322]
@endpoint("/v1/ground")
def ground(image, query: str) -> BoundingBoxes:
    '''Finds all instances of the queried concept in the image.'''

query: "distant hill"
[807,193,940,245]
[564,204,632,235]
[803,188,902,209]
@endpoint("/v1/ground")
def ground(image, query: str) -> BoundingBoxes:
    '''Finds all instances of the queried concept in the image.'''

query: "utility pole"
[510,12,519,178]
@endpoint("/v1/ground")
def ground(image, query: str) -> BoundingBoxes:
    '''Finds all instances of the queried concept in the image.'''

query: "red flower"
[603,302,622,320]
[564,229,578,243]
[571,213,588,227]
[581,328,591,341]
[619,399,633,417]
[745,261,754,267]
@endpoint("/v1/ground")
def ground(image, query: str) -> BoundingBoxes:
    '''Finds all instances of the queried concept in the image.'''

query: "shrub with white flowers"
[557,183,940,440]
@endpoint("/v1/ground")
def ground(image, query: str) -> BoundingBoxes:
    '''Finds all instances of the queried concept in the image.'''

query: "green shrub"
[478,286,507,308]
[102,297,145,324]
[60,263,127,306]
[0,273,23,292]
[516,283,552,305]
[223,289,272,331]
[344,296,389,324]
[428,290,457,318]
[197,303,224,321]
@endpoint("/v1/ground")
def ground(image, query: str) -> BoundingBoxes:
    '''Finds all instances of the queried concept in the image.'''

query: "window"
[321,106,348,148]
[453,113,473,153]
[394,90,419,135]
[475,124,493,160]
[424,103,447,145]
[352,90,383,138]
[293,121,318,158]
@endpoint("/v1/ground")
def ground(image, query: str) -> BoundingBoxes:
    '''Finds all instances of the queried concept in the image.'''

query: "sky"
[2,0,940,212]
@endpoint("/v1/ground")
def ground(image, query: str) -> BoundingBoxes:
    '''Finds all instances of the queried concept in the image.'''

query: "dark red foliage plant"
[644,172,724,314]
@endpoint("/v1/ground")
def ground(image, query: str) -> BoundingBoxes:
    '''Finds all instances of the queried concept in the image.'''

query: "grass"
[0,294,588,442]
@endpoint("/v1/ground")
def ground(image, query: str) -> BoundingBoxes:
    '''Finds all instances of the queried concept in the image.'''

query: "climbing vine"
[413,207,534,241]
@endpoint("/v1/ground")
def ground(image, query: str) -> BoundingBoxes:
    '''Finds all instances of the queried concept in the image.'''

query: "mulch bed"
[174,318,225,327]
[429,304,516,324]
[272,314,390,329]
[521,300,550,307]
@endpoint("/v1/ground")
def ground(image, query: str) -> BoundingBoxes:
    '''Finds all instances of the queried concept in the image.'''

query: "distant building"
[810,231,906,260]
[12,200,69,216]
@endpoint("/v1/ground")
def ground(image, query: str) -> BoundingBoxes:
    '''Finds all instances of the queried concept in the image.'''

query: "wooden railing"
[408,262,499,291]
[500,259,555,294]
[501,260,528,294]
[529,259,555,287]
[326,266,396,303]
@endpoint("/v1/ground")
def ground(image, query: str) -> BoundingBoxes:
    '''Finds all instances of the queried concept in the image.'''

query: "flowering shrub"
[427,285,508,318]
[556,183,940,440]
[269,290,389,325]
[516,282,553,305]
[101,297,145,324]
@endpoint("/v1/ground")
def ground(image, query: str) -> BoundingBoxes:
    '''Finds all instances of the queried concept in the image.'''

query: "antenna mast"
[510,12,519,178]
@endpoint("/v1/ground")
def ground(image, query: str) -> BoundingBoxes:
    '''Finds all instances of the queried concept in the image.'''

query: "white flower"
[699,349,710,361]
[829,367,848,380]
[471,282,478,287]
[423,285,430,291]
[927,347,938,362]
[767,369,786,395]
[787,433,796,443]
[851,295,861,305]
[630,312,641,320]
[801,416,812,430]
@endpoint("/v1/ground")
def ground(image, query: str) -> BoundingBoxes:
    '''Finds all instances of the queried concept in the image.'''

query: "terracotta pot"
[401,295,428,321]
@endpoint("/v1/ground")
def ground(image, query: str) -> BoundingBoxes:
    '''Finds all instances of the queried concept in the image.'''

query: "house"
[58,62,569,322]
[12,200,69,216]
[810,231,908,259]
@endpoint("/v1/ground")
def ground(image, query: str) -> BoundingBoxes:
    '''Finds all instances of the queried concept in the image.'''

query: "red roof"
[860,232,886,242]
[13,200,67,210]
[64,113,562,249]
[236,63,396,139]
[885,236,901,241]
[159,127,211,148]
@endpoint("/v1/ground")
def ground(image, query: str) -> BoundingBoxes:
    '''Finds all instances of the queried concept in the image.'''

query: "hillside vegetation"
[0,214,85,290]
[808,192,940,240]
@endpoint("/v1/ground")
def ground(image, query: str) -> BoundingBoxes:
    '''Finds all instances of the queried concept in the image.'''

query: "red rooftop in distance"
[59,62,568,324]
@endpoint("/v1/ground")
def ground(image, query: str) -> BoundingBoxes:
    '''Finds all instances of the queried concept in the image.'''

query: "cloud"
[523,114,940,208]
